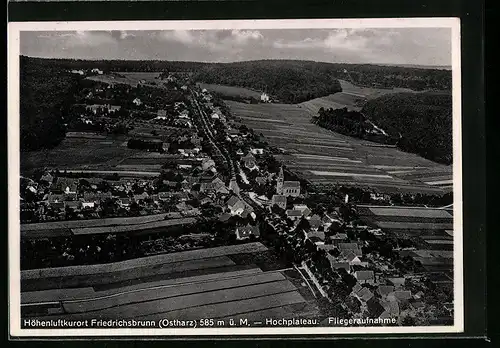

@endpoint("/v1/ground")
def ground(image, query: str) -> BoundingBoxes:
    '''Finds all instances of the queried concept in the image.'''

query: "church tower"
[276,166,284,194]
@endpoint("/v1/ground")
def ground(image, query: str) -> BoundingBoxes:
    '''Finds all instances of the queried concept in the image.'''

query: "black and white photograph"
[8,19,463,336]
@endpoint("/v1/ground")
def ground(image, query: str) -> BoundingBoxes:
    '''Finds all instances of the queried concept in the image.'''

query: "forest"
[20,56,80,151]
[362,92,453,165]
[191,60,343,104]
[313,92,453,165]
[311,107,398,145]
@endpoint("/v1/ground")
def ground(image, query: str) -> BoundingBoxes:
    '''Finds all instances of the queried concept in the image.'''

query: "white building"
[261,93,270,103]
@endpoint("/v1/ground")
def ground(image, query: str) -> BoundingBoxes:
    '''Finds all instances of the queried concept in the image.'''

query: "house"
[308,214,322,231]
[133,98,142,106]
[345,252,363,265]
[91,68,103,75]
[366,298,386,318]
[379,299,400,318]
[202,158,216,171]
[156,109,168,120]
[71,69,85,75]
[242,153,257,170]
[117,197,131,207]
[133,192,149,202]
[388,291,412,303]
[51,202,65,211]
[330,233,348,244]
[354,270,375,285]
[211,112,220,120]
[227,196,246,216]
[329,260,350,273]
[47,193,65,204]
[40,173,54,185]
[235,224,260,240]
[228,179,240,194]
[377,285,395,298]
[352,285,374,303]
[157,192,173,201]
[250,148,264,155]
[306,231,326,244]
[200,177,228,194]
[286,209,302,221]
[388,277,406,289]
[318,244,337,253]
[271,195,287,210]
[293,204,309,214]
[64,200,82,210]
[260,93,270,103]
[81,201,95,209]
[338,243,363,258]
[53,178,78,195]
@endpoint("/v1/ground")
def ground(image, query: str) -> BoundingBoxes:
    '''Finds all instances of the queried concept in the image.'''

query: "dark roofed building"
[355,270,375,284]
[271,195,287,210]
[236,224,260,240]
[286,209,302,221]
[377,285,395,298]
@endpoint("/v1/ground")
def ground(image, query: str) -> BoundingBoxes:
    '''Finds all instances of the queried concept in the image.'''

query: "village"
[20,69,453,326]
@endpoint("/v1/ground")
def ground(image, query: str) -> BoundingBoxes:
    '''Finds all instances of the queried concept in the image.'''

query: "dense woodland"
[313,92,452,165]
[192,60,343,104]
[20,56,80,151]
[312,107,398,145]
[362,92,453,164]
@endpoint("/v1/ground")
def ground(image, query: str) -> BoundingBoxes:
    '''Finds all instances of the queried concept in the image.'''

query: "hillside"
[361,92,453,164]
[192,60,343,104]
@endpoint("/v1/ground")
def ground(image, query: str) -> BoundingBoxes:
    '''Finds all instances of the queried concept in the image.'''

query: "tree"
[296,217,310,232]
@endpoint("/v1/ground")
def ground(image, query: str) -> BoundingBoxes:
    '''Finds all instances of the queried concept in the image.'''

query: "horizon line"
[20,55,452,69]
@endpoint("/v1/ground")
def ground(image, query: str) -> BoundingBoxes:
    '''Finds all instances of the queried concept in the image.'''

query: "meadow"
[226,98,452,194]
[86,72,162,88]
[21,243,320,322]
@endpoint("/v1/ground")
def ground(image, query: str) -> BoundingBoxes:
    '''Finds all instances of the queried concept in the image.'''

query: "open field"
[70,217,196,235]
[86,72,162,88]
[227,96,452,194]
[298,79,421,115]
[20,129,193,175]
[357,205,454,235]
[197,83,262,99]
[21,243,269,280]
[21,243,320,322]
[21,214,168,232]
[20,136,140,173]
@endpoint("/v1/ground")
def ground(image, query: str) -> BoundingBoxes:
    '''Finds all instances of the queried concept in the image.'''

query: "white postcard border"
[8,17,463,337]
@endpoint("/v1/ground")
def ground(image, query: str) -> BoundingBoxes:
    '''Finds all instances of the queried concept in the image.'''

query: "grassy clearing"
[21,243,268,280]
[86,72,161,87]
[71,217,196,235]
[63,272,286,314]
[21,136,139,172]
[228,250,291,272]
[142,291,306,321]
[367,206,453,218]
[21,214,168,232]
[22,256,236,292]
